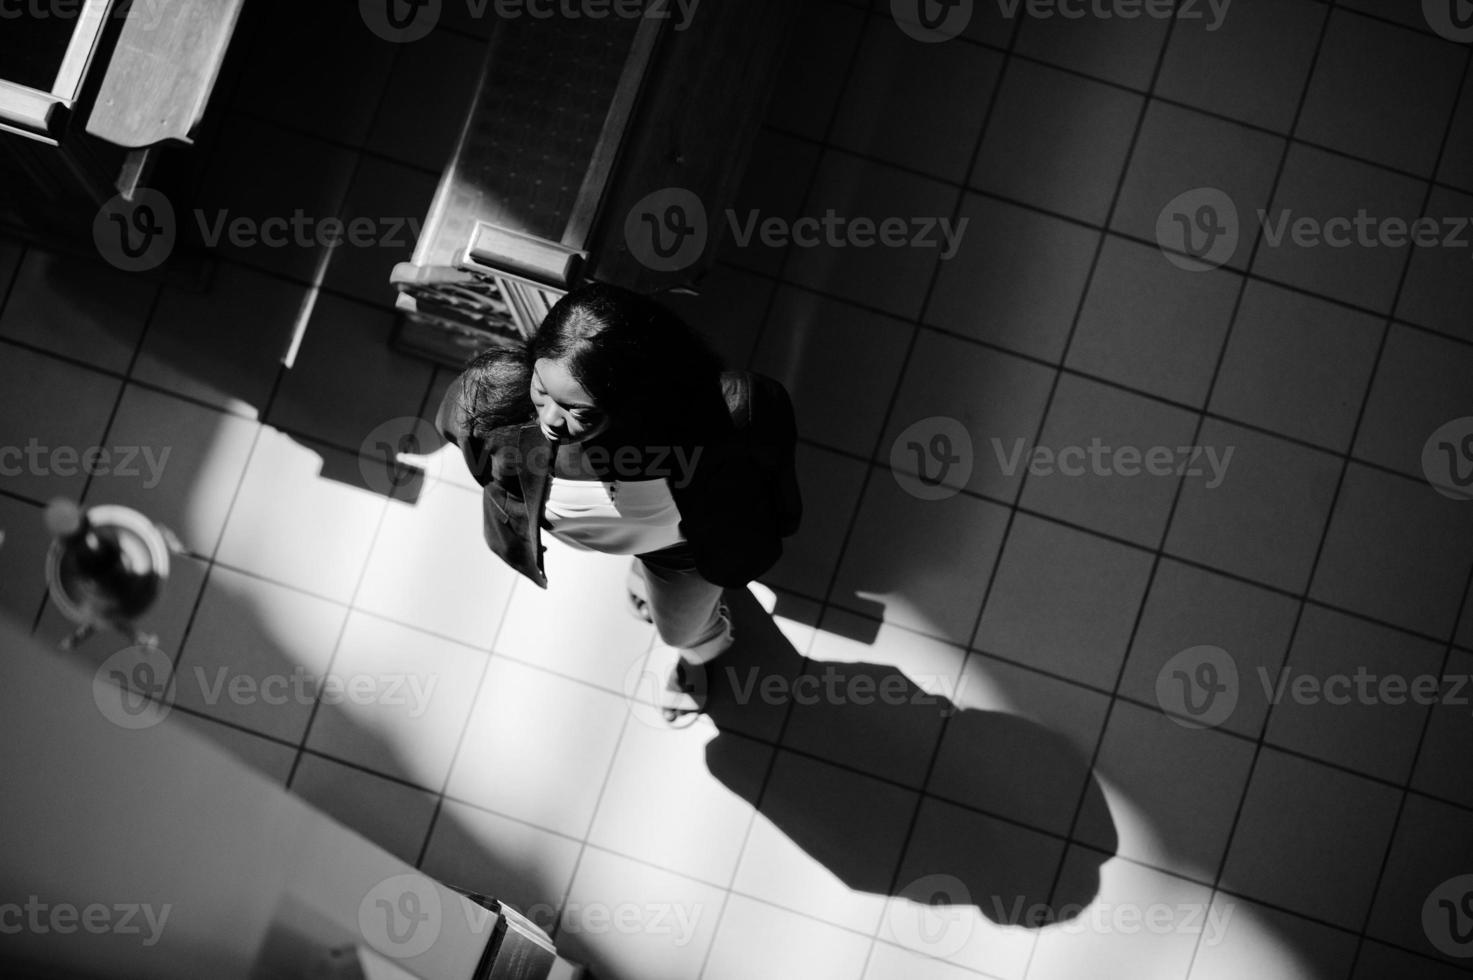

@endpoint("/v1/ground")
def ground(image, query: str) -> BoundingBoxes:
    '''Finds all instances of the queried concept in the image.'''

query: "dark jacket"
[435,370,802,589]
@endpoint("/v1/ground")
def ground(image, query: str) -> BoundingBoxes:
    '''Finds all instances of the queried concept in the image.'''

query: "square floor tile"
[1210,279,1383,453]
[1111,100,1285,274]
[1264,605,1444,783]
[446,655,628,839]
[232,2,395,146]
[928,651,1109,836]
[356,482,518,651]
[589,722,770,886]
[132,262,305,418]
[0,249,156,374]
[831,20,1002,182]
[192,114,359,283]
[1165,420,1341,594]
[1155,0,1327,133]
[173,563,347,743]
[752,287,913,457]
[1066,234,1243,407]
[1026,851,1213,980]
[1310,463,1473,640]
[0,346,123,503]
[366,26,486,172]
[764,444,866,600]
[975,513,1154,692]
[881,328,1057,504]
[1411,648,1473,809]
[783,610,968,788]
[558,847,727,980]
[971,59,1144,225]
[83,385,259,558]
[1297,8,1466,177]
[268,292,434,453]
[1019,373,1200,548]
[864,941,1000,980]
[764,0,867,141]
[1335,0,1447,35]
[926,194,1100,363]
[733,750,914,933]
[1118,558,1301,739]
[321,155,439,307]
[831,473,1011,645]
[215,429,386,603]
[878,0,1019,48]
[704,893,872,980]
[1219,748,1402,930]
[495,540,655,695]
[1356,324,1473,485]
[1397,186,1473,343]
[172,711,298,786]
[659,262,776,372]
[1438,69,1473,195]
[1353,942,1473,980]
[1013,3,1171,90]
[289,752,438,865]
[882,795,1056,979]
[720,130,822,278]
[304,611,487,789]
[419,798,583,921]
[783,149,958,321]
[0,493,50,624]
[1187,892,1360,980]
[1078,699,1256,875]
[1365,793,1473,966]
[1251,143,1425,314]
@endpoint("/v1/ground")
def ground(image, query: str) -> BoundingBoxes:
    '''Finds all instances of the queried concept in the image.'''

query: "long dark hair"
[458,342,534,437]
[529,283,727,446]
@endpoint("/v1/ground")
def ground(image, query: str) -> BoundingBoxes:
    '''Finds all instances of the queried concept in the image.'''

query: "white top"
[543,476,686,555]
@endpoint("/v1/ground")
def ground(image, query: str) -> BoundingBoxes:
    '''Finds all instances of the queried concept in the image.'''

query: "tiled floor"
[2,1,1472,978]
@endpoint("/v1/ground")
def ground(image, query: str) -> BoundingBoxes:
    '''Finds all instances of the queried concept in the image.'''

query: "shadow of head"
[697,590,1118,928]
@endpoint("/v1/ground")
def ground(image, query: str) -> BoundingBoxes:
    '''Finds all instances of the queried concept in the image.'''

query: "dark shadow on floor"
[700,589,1118,927]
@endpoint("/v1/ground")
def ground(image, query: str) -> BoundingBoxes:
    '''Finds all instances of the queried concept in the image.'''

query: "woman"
[434,283,802,720]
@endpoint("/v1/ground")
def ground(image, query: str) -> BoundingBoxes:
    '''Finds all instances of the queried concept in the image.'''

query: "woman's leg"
[634,547,732,664]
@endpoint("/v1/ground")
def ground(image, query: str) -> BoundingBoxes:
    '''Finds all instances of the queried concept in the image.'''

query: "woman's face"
[531,357,610,445]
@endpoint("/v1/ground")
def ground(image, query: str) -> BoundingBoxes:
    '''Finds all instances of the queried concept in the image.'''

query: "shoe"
[660,658,706,728]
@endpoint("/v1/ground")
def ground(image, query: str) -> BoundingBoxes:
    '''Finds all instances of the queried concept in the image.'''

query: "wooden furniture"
[0,0,245,243]
[392,0,797,366]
